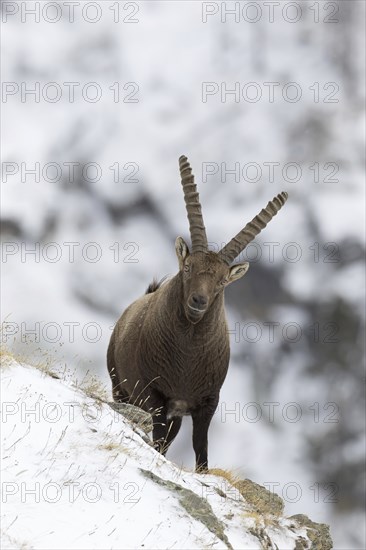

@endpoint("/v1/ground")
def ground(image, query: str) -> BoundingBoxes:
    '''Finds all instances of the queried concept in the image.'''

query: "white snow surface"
[1,356,313,550]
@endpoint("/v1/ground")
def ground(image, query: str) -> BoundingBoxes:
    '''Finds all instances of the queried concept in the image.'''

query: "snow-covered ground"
[1,355,332,549]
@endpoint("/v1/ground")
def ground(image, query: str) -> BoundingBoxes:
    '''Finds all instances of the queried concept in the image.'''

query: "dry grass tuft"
[207,468,240,486]
[75,371,110,402]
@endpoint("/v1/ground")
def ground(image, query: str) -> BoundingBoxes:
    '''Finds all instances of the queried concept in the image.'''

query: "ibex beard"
[107,155,288,471]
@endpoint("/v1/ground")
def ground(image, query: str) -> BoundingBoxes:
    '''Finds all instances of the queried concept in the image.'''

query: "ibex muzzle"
[107,155,288,471]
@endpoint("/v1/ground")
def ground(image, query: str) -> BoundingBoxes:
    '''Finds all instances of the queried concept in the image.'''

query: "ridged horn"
[218,192,289,264]
[179,155,208,253]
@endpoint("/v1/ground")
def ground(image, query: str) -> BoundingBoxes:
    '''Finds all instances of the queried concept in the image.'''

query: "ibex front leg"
[192,395,219,472]
[152,403,182,456]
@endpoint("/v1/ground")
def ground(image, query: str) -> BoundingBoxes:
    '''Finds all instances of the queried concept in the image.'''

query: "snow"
[1,356,312,550]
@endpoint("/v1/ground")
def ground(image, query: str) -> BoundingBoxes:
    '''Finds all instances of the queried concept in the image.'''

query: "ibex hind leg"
[109,364,129,403]
[112,383,130,403]
[107,334,129,403]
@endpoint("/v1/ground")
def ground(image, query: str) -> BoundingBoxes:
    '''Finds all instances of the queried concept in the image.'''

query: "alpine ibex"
[107,155,288,470]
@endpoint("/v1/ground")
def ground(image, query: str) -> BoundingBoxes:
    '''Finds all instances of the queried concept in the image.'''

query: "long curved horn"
[218,192,288,264]
[179,155,208,253]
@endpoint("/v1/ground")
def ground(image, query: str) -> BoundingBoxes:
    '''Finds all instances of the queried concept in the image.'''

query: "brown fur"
[107,157,287,471]
[107,248,246,470]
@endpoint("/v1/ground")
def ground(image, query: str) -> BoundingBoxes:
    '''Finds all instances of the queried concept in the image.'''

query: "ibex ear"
[175,237,190,270]
[227,262,249,284]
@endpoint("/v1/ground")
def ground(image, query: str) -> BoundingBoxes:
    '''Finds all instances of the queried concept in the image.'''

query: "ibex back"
[107,155,288,471]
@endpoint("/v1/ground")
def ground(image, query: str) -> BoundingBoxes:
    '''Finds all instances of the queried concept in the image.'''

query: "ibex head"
[176,155,288,325]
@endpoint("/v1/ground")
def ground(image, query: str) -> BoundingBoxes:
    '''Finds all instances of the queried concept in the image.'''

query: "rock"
[290,514,333,550]
[107,401,153,435]
[234,478,284,516]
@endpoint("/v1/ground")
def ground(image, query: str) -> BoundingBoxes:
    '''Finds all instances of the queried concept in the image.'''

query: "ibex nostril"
[190,294,208,310]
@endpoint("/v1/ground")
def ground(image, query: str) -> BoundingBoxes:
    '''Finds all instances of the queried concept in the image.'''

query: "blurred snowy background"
[1,1,365,547]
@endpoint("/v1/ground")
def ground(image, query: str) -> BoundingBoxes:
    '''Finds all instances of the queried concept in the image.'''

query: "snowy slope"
[1,354,332,550]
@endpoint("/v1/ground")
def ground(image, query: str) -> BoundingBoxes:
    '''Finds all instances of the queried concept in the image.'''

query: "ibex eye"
[184,264,190,272]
